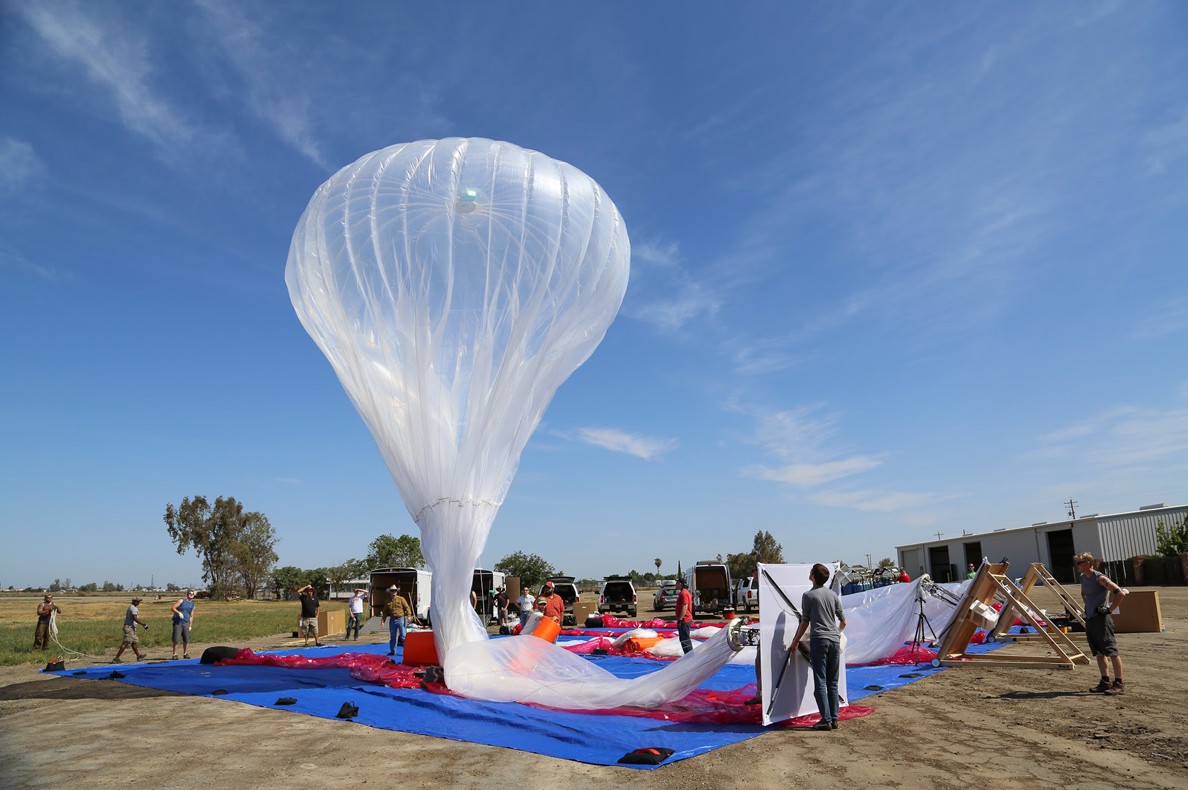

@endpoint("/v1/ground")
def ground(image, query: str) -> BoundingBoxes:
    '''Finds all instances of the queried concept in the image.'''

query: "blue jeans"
[347,612,363,639]
[678,620,693,654]
[388,617,406,653]
[810,638,841,723]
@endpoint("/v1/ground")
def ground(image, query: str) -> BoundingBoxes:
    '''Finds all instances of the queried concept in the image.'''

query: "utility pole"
[1065,499,1078,519]
[933,531,943,541]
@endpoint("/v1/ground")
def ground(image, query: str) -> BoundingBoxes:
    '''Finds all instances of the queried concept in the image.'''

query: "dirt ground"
[2,587,1186,790]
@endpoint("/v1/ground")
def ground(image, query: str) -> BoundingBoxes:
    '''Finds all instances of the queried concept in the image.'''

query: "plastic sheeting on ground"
[46,638,1009,768]
[53,636,1012,765]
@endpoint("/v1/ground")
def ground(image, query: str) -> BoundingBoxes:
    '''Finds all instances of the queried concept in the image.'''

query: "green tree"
[878,557,895,568]
[654,557,662,575]
[366,534,424,569]
[230,512,279,599]
[726,530,785,581]
[271,566,307,599]
[48,578,62,592]
[1156,514,1188,557]
[78,582,98,592]
[494,551,556,590]
[164,495,277,599]
[325,558,367,594]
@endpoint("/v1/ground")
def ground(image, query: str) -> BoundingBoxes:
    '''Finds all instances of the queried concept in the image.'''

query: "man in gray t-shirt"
[792,564,847,730]
[113,597,148,663]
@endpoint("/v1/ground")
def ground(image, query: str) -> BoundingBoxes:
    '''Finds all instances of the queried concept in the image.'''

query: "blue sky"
[2,2,1186,589]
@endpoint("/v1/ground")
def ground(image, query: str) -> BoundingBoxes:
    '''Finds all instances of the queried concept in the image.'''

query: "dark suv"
[598,576,637,617]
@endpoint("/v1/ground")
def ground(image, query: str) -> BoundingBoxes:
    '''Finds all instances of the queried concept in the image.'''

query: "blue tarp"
[50,638,990,768]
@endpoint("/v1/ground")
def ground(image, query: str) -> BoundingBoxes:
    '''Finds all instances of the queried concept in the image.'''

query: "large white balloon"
[288,138,741,708]
[286,138,629,656]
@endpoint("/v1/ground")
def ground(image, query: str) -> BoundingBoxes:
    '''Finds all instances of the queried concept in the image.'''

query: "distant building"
[896,502,1187,584]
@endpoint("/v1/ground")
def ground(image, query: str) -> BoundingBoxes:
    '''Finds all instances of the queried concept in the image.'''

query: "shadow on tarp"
[47,638,1003,769]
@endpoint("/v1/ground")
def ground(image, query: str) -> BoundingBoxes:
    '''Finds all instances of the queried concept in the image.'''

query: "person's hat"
[677,578,687,587]
[131,597,142,603]
[536,596,548,605]
[354,587,366,593]
[544,581,555,589]
[387,585,398,592]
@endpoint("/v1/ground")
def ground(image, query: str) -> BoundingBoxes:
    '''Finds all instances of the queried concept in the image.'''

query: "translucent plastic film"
[446,622,741,710]
[286,139,644,696]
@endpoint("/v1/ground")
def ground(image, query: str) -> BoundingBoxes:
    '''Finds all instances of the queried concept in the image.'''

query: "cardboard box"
[1113,590,1163,633]
[572,600,599,623]
[317,608,346,636]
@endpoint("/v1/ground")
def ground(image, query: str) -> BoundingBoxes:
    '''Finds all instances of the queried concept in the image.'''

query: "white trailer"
[369,567,432,621]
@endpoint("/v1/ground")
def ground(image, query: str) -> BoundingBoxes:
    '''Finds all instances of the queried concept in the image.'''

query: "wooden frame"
[934,562,1089,669]
[988,562,1085,642]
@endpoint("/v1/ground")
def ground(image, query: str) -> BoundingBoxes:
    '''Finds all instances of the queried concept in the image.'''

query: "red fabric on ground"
[221,649,871,726]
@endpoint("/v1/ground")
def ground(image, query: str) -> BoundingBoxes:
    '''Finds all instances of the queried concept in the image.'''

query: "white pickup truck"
[733,576,758,613]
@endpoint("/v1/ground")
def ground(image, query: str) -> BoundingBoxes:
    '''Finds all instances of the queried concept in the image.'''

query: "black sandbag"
[618,747,674,765]
[200,645,241,664]
[584,615,604,628]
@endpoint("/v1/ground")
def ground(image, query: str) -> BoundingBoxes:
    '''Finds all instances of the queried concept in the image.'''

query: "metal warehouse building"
[896,502,1187,584]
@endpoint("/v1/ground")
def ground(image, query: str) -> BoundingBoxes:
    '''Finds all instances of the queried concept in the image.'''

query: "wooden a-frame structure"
[934,562,1089,669]
[987,562,1085,642]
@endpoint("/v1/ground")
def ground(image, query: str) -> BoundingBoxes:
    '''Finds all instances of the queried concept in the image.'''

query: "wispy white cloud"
[745,456,883,487]
[0,138,45,196]
[194,0,327,167]
[16,3,199,156]
[622,237,720,331]
[1143,107,1188,176]
[1036,402,1188,470]
[737,403,885,487]
[0,241,76,282]
[1129,298,1188,342]
[573,427,678,460]
[805,488,948,513]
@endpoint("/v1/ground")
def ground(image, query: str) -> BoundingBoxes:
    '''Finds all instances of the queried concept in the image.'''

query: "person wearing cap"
[170,590,196,660]
[674,579,694,653]
[542,581,564,624]
[297,584,322,647]
[113,597,148,662]
[347,587,368,640]
[33,594,61,650]
[381,585,413,655]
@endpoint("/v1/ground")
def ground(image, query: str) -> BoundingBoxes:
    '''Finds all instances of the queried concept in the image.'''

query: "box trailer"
[687,561,733,616]
[471,568,506,625]
[369,567,432,622]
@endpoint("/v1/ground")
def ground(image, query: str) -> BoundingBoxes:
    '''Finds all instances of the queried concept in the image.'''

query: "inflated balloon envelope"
[287,138,741,709]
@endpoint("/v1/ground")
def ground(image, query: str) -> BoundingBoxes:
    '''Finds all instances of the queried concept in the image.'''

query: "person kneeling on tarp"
[791,563,847,731]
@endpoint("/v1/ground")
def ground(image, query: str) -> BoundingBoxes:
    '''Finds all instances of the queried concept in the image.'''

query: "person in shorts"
[298,584,321,646]
[1077,551,1128,694]
[114,597,148,662]
[170,590,196,660]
